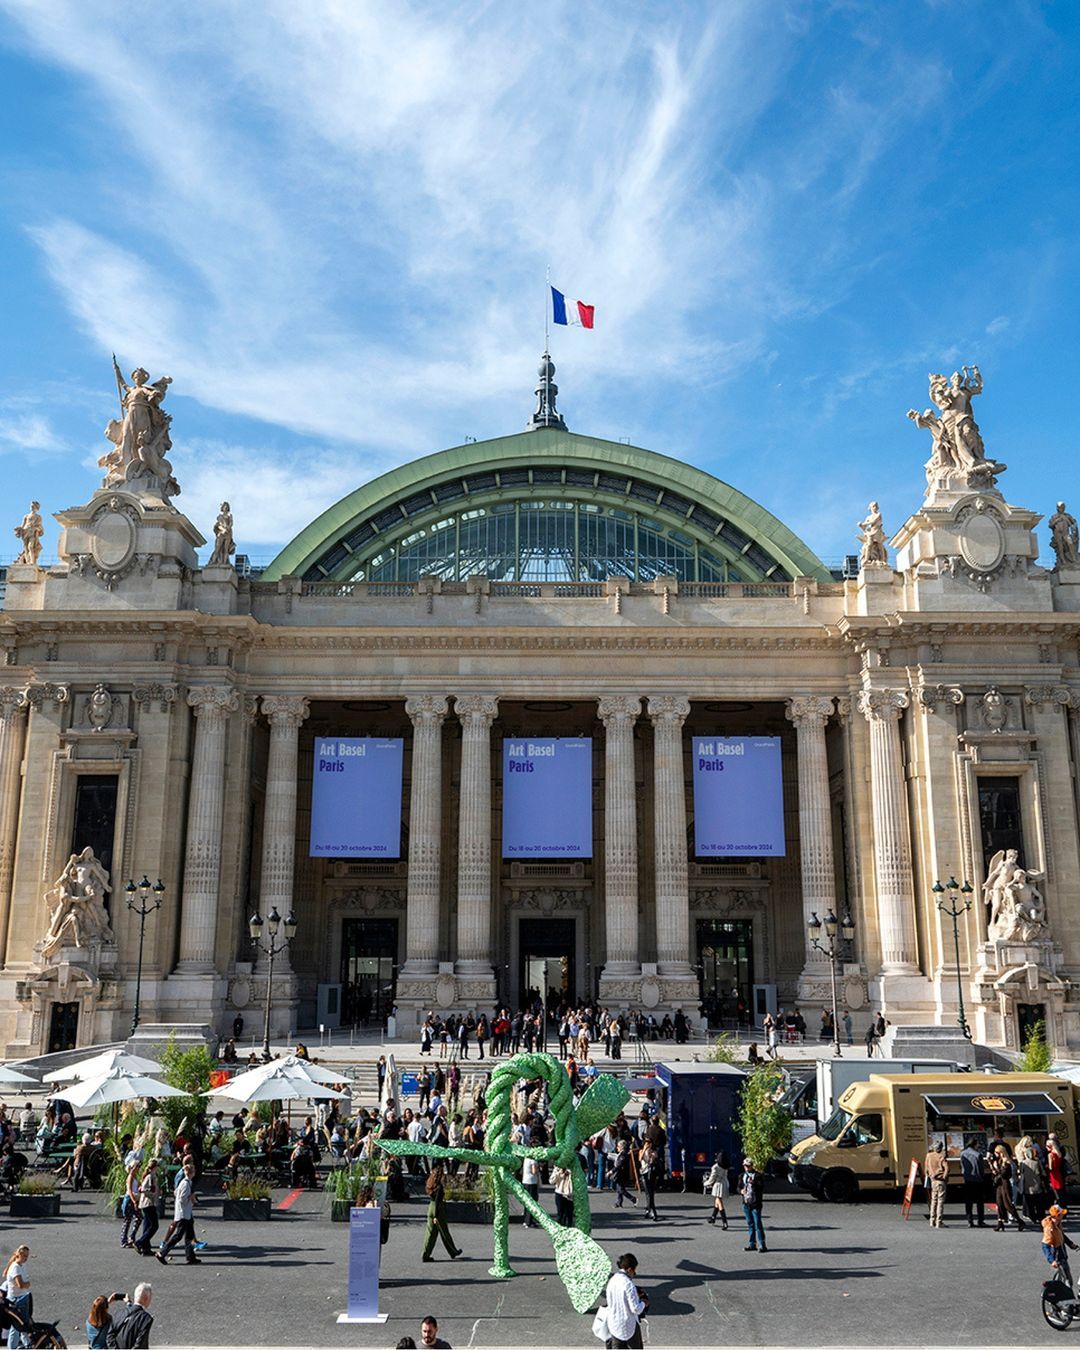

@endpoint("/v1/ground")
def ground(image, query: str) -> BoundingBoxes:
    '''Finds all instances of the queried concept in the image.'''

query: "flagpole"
[544,263,550,355]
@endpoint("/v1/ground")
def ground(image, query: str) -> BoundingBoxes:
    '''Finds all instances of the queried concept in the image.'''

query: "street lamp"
[124,875,166,1035]
[807,907,855,1058]
[933,875,974,1041]
[249,906,298,1060]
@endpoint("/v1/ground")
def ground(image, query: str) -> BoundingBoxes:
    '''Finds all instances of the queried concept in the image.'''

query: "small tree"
[158,1037,216,1136]
[1018,1018,1052,1073]
[737,1063,793,1171]
[708,1032,741,1065]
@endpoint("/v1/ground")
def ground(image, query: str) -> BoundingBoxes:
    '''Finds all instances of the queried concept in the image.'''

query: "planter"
[330,1198,353,1222]
[222,1197,272,1221]
[11,1193,61,1218]
[443,1200,494,1225]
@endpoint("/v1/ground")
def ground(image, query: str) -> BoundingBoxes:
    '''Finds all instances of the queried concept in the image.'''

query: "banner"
[692,736,785,856]
[310,738,403,858]
[502,738,592,857]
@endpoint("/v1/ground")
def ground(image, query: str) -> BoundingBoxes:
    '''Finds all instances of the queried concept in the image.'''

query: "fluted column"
[0,688,28,966]
[786,696,838,983]
[175,686,239,971]
[454,694,498,976]
[402,695,449,974]
[599,695,642,979]
[257,695,309,972]
[648,695,692,974]
[858,688,919,973]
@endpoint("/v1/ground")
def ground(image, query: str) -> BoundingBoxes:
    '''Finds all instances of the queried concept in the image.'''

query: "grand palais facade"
[2,356,1080,1056]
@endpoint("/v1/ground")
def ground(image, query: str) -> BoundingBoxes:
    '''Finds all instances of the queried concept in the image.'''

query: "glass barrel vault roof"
[262,428,831,585]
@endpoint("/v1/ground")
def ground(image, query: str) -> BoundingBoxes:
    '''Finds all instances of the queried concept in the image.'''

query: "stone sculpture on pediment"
[1049,502,1080,570]
[40,847,114,961]
[100,359,180,499]
[209,502,235,566]
[908,366,1007,495]
[856,501,889,567]
[13,501,43,565]
[983,849,1047,943]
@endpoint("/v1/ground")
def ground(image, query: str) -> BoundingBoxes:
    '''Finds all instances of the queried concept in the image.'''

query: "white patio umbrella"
[205,1062,347,1104]
[64,1067,188,1110]
[380,1052,398,1112]
[53,1049,163,1082]
[274,1054,347,1086]
[0,1064,38,1086]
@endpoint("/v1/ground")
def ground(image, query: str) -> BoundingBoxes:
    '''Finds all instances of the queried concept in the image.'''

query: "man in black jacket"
[107,1283,154,1348]
[740,1159,767,1252]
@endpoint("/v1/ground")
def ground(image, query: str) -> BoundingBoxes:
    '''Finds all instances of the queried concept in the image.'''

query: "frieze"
[689,887,766,913]
[511,889,582,914]
[336,888,403,912]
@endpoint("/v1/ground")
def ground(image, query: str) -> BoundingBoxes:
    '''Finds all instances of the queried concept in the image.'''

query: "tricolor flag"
[551,286,595,329]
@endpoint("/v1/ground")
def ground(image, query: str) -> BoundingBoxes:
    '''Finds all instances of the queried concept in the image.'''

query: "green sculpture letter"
[377,1051,629,1313]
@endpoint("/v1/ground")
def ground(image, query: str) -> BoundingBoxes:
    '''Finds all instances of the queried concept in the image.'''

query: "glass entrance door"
[696,919,753,1028]
[340,918,398,1026]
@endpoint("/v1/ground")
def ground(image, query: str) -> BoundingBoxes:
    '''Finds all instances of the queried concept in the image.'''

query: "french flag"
[551,286,595,329]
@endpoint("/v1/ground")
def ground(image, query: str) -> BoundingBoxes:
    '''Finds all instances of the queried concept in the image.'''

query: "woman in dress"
[703,1151,730,1228]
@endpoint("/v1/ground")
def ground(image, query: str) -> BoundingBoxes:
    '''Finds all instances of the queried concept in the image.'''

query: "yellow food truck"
[789,1071,1076,1203]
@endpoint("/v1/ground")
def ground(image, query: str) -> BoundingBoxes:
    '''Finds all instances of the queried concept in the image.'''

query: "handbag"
[591,1307,609,1342]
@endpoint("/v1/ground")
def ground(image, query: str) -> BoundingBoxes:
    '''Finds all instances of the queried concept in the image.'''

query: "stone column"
[786,696,838,990]
[402,695,449,975]
[175,686,239,971]
[599,695,642,980]
[0,688,28,966]
[257,696,310,971]
[454,694,498,978]
[857,688,919,973]
[647,696,693,974]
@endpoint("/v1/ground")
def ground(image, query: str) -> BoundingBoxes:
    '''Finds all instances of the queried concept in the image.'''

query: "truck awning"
[923,1091,1064,1117]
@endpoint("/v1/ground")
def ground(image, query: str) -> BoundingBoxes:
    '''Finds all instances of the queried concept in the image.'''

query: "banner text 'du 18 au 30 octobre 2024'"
[502,737,592,858]
[692,736,785,856]
[309,737,404,857]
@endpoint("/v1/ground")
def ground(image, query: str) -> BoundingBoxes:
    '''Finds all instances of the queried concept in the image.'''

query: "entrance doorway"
[340,918,398,1026]
[519,918,575,1011]
[48,1001,79,1054]
[1017,1001,1047,1050]
[696,919,754,1028]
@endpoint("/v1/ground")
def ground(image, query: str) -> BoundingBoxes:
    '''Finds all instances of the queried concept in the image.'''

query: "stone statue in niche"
[984,849,1046,942]
[13,501,43,565]
[908,366,1007,494]
[41,847,114,959]
[86,683,114,731]
[1049,502,1080,569]
[100,360,180,499]
[209,502,235,566]
[980,686,1008,732]
[857,501,888,566]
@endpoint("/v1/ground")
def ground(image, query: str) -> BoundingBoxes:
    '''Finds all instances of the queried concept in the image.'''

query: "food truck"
[789,1071,1076,1203]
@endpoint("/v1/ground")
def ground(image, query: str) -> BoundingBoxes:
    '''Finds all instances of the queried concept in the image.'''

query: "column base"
[656,973,700,1010]
[395,972,441,1033]
[161,969,229,1031]
[796,962,835,1007]
[868,970,935,1020]
[599,963,644,1007]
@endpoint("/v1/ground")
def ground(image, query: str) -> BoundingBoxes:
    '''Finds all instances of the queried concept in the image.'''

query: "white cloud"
[0,411,57,453]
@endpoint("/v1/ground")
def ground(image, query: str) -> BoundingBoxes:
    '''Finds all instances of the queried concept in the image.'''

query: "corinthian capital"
[785,695,835,728]
[261,694,311,730]
[454,694,499,725]
[856,688,909,722]
[597,695,642,727]
[406,694,450,727]
[646,695,690,727]
[0,686,28,719]
[187,685,240,720]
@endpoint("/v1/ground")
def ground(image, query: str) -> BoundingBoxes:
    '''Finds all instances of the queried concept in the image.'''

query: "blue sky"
[0,1,1077,568]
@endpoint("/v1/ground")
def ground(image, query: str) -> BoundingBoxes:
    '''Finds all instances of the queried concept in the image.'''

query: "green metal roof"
[262,428,831,583]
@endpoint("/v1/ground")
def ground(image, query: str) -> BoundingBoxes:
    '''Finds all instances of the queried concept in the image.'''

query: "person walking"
[612,1140,638,1209]
[156,1160,200,1265]
[551,1165,575,1227]
[842,1010,853,1046]
[521,1155,540,1226]
[106,1283,154,1348]
[989,1145,1025,1231]
[1048,1134,1069,1210]
[1042,1205,1078,1288]
[121,1150,142,1248]
[960,1138,986,1227]
[638,1140,660,1221]
[422,1165,462,1262]
[134,1158,161,1255]
[739,1159,767,1252]
[602,1252,648,1350]
[762,1013,777,1060]
[2,1245,31,1350]
[864,1022,877,1056]
[923,1140,948,1227]
[704,1152,730,1228]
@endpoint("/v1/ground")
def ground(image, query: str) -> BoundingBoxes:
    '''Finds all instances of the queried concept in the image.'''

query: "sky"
[0,0,1077,569]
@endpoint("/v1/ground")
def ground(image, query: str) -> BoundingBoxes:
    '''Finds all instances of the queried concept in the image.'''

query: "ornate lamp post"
[807,908,855,1058]
[933,875,974,1041]
[123,875,166,1035]
[249,906,297,1061]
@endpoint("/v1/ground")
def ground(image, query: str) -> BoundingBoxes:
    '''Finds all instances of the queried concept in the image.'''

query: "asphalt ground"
[1,1177,1070,1349]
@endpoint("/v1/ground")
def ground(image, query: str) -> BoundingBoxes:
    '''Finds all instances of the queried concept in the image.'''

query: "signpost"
[900,1158,919,1219]
[336,1206,387,1325]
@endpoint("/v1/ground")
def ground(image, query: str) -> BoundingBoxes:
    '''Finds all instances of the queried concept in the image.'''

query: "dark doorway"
[519,918,575,1011]
[340,918,398,1026]
[48,1001,79,1054]
[71,775,119,910]
[1017,1002,1047,1050]
[696,919,753,1028]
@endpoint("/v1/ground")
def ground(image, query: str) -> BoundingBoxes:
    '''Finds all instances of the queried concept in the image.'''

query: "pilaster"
[598,695,642,991]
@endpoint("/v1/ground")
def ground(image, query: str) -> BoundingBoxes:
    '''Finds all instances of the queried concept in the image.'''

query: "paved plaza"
[6,1174,1066,1347]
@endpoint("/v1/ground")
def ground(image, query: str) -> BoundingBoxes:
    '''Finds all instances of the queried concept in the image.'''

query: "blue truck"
[651,1061,745,1185]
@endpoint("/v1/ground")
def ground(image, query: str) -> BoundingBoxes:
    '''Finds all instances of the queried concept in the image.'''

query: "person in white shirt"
[521,1155,540,1227]
[2,1244,31,1350]
[603,1252,647,1349]
[156,1160,199,1265]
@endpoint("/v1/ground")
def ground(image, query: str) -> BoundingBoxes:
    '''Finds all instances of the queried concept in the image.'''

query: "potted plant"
[11,1175,61,1218]
[222,1172,272,1221]
[328,1158,386,1222]
[442,1170,495,1225]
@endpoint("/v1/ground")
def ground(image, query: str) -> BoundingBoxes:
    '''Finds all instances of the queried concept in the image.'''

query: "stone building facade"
[2,359,1080,1054]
